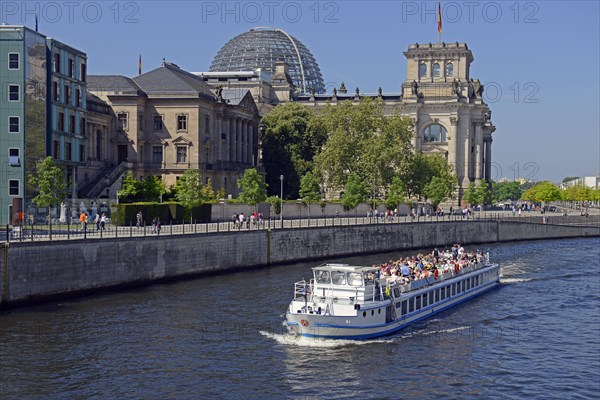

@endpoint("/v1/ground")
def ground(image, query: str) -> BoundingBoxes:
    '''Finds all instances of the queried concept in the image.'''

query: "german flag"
[437,3,442,34]
[138,54,142,75]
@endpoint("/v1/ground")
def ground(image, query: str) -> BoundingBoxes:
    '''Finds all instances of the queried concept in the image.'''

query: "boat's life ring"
[301,319,309,327]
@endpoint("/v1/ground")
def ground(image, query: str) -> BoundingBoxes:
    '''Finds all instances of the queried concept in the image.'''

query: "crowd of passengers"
[376,245,486,285]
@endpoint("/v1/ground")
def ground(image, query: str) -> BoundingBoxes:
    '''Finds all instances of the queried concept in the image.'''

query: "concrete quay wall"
[1,221,598,307]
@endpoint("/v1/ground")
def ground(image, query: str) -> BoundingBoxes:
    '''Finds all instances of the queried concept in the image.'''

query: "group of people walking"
[232,211,264,229]
[136,211,161,234]
[78,211,108,231]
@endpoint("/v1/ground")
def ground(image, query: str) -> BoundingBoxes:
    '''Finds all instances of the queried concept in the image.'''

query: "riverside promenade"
[1,211,599,308]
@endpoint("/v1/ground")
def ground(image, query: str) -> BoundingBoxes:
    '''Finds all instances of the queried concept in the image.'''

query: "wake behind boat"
[285,248,500,340]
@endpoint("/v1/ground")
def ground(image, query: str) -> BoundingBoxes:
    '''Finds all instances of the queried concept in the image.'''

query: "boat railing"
[294,280,313,301]
[397,261,490,293]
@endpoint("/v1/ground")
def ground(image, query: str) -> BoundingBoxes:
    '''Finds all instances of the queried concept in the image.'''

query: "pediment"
[172,136,192,145]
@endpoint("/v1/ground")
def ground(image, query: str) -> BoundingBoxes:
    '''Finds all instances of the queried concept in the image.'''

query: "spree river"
[1,238,599,399]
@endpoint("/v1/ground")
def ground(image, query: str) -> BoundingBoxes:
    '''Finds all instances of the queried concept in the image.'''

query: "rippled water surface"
[1,238,599,399]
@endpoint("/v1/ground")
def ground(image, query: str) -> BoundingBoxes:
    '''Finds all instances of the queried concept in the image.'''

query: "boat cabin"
[310,264,383,303]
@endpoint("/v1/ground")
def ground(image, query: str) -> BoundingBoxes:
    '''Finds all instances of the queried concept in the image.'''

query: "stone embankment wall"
[1,221,598,307]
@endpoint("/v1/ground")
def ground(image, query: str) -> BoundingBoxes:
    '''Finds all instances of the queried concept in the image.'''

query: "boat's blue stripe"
[297,282,499,339]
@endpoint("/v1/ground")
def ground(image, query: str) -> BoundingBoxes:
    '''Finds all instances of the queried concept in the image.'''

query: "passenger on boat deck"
[401,263,410,277]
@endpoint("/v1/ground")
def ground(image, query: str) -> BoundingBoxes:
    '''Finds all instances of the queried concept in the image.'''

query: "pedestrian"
[258,211,264,227]
[136,211,143,228]
[155,217,161,235]
[100,213,107,230]
[151,217,157,233]
[94,213,100,231]
[80,211,87,231]
[232,213,238,229]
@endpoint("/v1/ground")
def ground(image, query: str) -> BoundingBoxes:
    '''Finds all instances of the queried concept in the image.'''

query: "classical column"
[462,116,472,188]
[448,116,459,177]
[236,118,242,163]
[485,138,492,182]
[248,123,254,166]
[216,115,222,162]
[242,121,248,164]
[474,122,483,182]
[229,118,235,162]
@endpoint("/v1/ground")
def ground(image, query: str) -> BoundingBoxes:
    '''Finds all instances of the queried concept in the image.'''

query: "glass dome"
[209,27,325,94]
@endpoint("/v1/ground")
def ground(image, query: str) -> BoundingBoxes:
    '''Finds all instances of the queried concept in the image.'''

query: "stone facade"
[87,61,261,198]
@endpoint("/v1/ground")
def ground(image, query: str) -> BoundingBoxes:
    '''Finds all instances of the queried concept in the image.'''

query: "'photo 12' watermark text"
[0,1,140,24]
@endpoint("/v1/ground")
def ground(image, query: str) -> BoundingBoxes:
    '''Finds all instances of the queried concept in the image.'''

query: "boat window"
[416,295,421,310]
[467,279,471,290]
[331,271,346,285]
[364,271,376,285]
[396,301,402,309]
[452,284,456,296]
[363,311,366,317]
[315,270,331,284]
[475,276,479,286]
[457,281,462,293]
[441,289,446,301]
[394,288,401,298]
[435,289,440,303]
[401,301,407,316]
[409,298,415,313]
[347,272,363,286]
[429,291,434,304]
[423,294,428,307]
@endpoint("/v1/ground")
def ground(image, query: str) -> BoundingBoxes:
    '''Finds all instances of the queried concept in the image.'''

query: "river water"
[1,238,599,399]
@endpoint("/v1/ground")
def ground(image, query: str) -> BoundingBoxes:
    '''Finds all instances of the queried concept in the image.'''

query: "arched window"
[419,63,427,78]
[423,124,447,143]
[446,62,454,77]
[432,63,440,77]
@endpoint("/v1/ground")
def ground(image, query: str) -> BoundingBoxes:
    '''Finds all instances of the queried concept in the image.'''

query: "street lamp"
[280,175,284,225]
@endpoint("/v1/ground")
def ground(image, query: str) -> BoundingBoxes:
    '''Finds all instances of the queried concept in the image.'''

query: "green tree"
[313,98,413,194]
[522,181,562,203]
[119,172,142,202]
[491,181,523,203]
[175,170,206,212]
[28,156,66,210]
[238,168,268,206]
[267,196,281,216]
[141,176,166,202]
[385,176,406,211]
[563,184,592,202]
[260,103,326,199]
[462,182,478,206]
[402,152,455,200]
[341,173,368,211]
[423,176,450,208]
[299,172,322,218]
[200,178,217,202]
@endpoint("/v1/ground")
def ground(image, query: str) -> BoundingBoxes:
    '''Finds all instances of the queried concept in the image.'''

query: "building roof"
[88,75,142,95]
[133,61,215,99]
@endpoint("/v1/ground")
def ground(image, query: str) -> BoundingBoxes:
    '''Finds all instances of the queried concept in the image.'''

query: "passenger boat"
[285,253,500,339]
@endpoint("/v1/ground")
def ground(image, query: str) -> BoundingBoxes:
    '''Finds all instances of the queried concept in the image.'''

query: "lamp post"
[280,175,284,225]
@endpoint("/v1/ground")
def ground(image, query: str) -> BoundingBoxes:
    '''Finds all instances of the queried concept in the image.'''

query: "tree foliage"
[563,184,592,202]
[522,181,562,203]
[28,156,66,208]
[299,172,322,205]
[341,174,368,211]
[175,169,207,210]
[491,181,523,203]
[120,173,166,203]
[260,103,326,199]
[402,152,455,200]
[238,168,268,206]
[313,98,414,194]
[385,176,406,210]
[423,176,450,208]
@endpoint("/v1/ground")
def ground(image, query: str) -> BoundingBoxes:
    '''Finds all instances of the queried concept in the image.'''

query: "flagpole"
[437,3,442,44]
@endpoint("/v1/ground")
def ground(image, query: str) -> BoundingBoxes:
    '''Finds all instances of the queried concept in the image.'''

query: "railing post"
[83,223,87,240]
[170,220,173,235]
[6,224,9,243]
[130,221,132,237]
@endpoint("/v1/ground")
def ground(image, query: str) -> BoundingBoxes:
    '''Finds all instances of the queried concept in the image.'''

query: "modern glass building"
[0,26,86,225]
[209,27,325,94]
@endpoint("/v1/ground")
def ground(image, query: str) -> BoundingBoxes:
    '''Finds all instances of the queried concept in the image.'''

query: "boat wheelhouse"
[285,255,500,339]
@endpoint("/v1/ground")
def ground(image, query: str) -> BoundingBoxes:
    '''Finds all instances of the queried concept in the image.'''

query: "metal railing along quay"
[2,211,598,243]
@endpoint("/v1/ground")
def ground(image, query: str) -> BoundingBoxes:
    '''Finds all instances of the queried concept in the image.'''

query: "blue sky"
[2,1,598,183]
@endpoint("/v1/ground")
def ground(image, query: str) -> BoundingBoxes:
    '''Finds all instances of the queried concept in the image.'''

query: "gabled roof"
[221,89,258,114]
[88,75,142,95]
[133,62,215,99]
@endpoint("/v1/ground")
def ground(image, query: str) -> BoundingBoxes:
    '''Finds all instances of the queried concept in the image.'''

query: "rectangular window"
[58,112,65,131]
[54,53,61,73]
[80,63,86,82]
[423,293,428,308]
[68,59,74,78]
[176,146,187,163]
[9,180,19,196]
[452,284,456,296]
[53,81,59,101]
[8,84,19,101]
[429,291,434,305]
[415,295,421,310]
[65,142,72,161]
[64,85,70,104]
[435,289,440,303]
[117,112,128,131]
[69,115,75,133]
[138,114,144,131]
[177,115,187,131]
[76,89,81,107]
[80,118,86,135]
[9,148,20,166]
[401,301,407,316]
[152,146,163,163]
[408,298,415,313]
[440,288,446,301]
[8,116,20,133]
[153,115,163,131]
[80,144,85,162]
[53,140,60,159]
[8,53,20,70]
